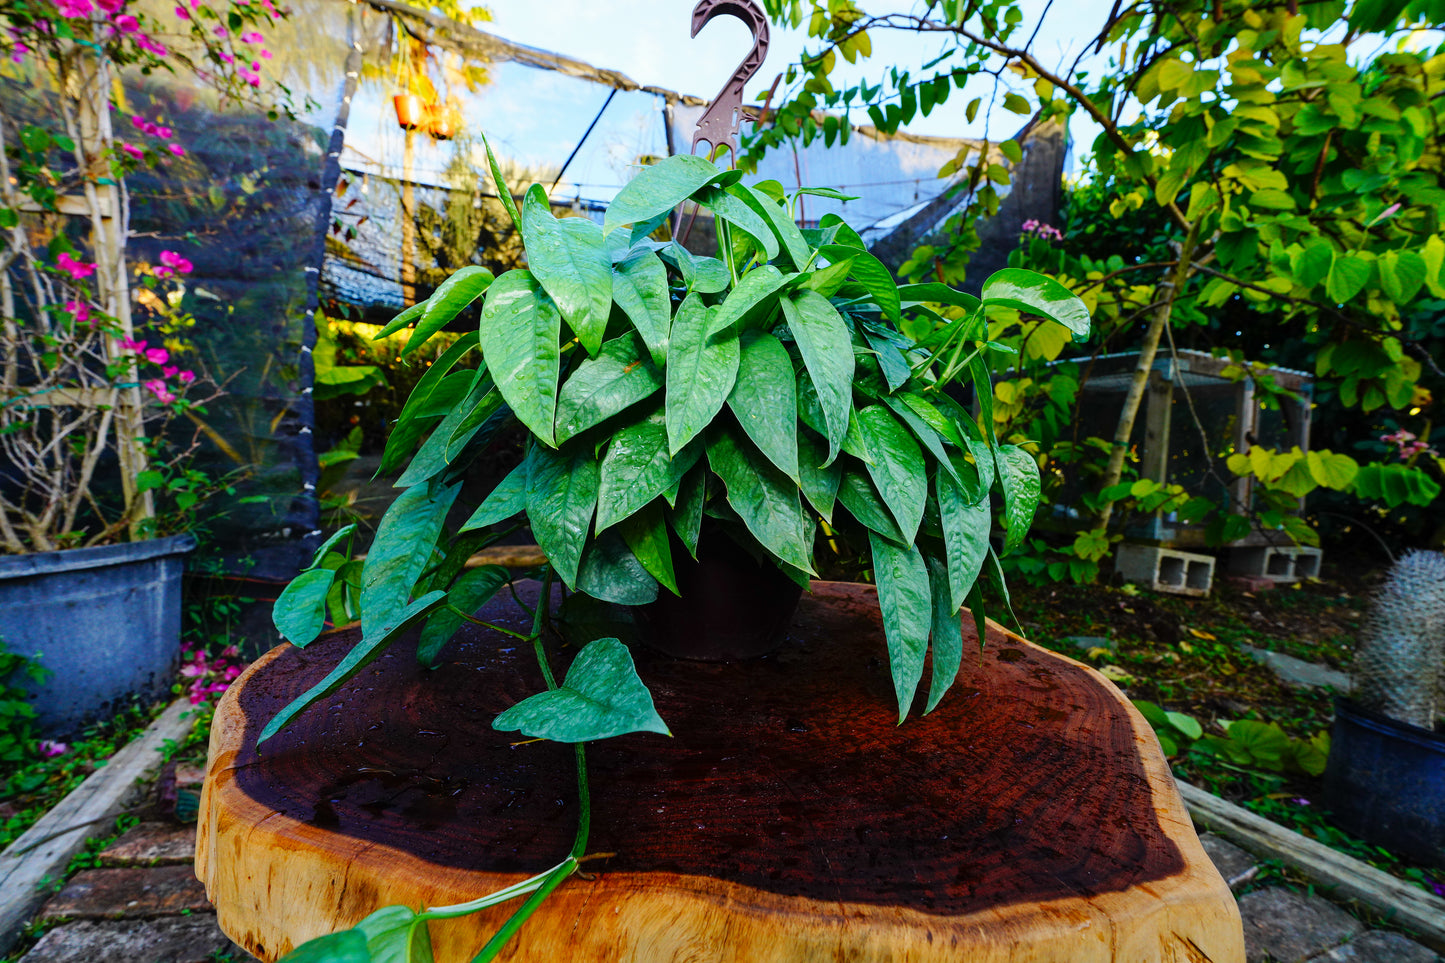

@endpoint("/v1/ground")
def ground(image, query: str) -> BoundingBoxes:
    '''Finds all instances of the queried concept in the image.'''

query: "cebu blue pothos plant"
[267,142,1090,962]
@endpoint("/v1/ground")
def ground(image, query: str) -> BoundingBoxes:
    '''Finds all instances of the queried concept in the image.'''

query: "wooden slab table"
[196,581,1244,962]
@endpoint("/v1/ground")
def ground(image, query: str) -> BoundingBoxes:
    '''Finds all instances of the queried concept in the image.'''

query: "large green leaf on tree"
[522,186,612,357]
[478,270,561,447]
[493,637,670,742]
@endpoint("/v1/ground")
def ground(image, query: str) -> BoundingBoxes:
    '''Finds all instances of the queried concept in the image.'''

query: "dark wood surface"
[231,581,1180,913]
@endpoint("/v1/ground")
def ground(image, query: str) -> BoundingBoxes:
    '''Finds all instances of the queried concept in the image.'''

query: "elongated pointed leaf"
[396,377,495,487]
[604,155,724,236]
[493,637,670,741]
[522,186,612,356]
[821,245,900,326]
[309,524,358,569]
[374,300,426,341]
[612,249,671,366]
[670,462,706,559]
[937,469,990,613]
[728,331,799,482]
[882,395,962,488]
[259,591,449,745]
[855,406,926,543]
[479,130,521,227]
[272,568,336,647]
[404,266,493,356]
[797,431,840,522]
[898,282,981,313]
[996,445,1041,555]
[869,533,930,723]
[460,460,528,532]
[726,183,809,269]
[837,467,906,543]
[417,565,510,666]
[707,423,814,573]
[597,414,701,532]
[665,294,739,455]
[479,270,560,447]
[710,265,787,336]
[617,502,677,595]
[980,268,1090,342]
[864,329,910,392]
[695,185,779,260]
[925,557,963,713]
[782,289,854,466]
[555,334,663,443]
[379,335,480,475]
[360,480,460,639]
[576,532,659,605]
[526,445,599,588]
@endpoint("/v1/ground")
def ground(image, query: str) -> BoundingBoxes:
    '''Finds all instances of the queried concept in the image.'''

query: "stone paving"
[12,802,1442,962]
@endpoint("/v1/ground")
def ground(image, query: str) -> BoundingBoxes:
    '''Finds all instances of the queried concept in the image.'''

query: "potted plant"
[258,142,1090,961]
[0,0,286,735]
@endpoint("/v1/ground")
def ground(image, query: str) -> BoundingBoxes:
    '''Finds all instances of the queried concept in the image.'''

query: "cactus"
[1352,549,1445,729]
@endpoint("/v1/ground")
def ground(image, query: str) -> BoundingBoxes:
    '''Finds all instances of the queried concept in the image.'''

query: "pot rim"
[0,533,197,580]
[1334,695,1445,752]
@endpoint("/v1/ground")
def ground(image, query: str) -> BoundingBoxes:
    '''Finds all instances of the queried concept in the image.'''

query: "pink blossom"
[238,67,260,86]
[258,48,271,59]
[218,51,233,64]
[240,30,263,42]
[56,252,95,279]
[10,42,27,64]
[113,13,139,32]
[38,740,68,757]
[135,34,166,55]
[222,645,239,658]
[120,337,146,352]
[223,665,241,681]
[120,142,144,160]
[173,4,189,16]
[56,0,92,18]
[178,370,196,384]
[64,299,91,324]
[96,0,124,11]
[167,143,185,157]
[213,24,226,35]
[143,379,176,403]
[158,250,193,274]
[145,347,170,365]
[180,661,206,678]
[163,365,178,377]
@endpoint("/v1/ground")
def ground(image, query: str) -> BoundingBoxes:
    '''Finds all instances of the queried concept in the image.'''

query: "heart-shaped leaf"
[980,268,1090,342]
[522,185,612,356]
[555,334,662,444]
[272,568,336,648]
[478,269,560,447]
[493,638,670,742]
[666,294,739,455]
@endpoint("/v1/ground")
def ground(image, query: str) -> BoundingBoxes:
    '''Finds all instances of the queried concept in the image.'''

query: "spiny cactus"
[1352,549,1445,729]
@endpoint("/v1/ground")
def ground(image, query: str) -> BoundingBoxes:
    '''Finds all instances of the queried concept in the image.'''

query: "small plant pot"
[393,94,426,131]
[1323,697,1445,869]
[425,104,458,140]
[636,525,803,662]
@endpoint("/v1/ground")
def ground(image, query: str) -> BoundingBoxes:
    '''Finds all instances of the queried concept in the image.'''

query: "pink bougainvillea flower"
[144,379,176,403]
[97,0,124,11]
[39,740,69,757]
[56,0,92,18]
[113,13,140,32]
[159,250,193,274]
[56,252,95,279]
[178,370,196,384]
[218,51,234,64]
[120,337,146,352]
[162,365,178,377]
[10,43,27,64]
[136,34,166,55]
[258,48,272,59]
[145,347,170,365]
[64,299,91,324]
[167,143,185,157]
[173,3,189,15]
[212,24,227,35]
[240,29,263,42]
[120,142,144,160]
[238,67,260,86]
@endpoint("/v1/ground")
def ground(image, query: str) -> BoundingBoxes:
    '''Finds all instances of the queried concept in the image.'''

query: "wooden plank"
[0,700,197,954]
[1176,780,1445,952]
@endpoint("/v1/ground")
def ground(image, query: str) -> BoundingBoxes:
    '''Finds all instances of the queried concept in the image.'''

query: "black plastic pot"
[0,534,195,737]
[1323,697,1445,870]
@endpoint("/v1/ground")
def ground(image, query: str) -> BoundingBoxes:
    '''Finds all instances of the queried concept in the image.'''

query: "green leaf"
[782,289,854,465]
[995,445,1041,555]
[597,413,701,532]
[863,329,910,393]
[710,265,788,336]
[728,332,799,482]
[854,406,926,544]
[460,460,528,531]
[259,591,449,745]
[1294,242,1334,289]
[374,300,426,341]
[869,533,930,723]
[555,334,663,443]
[395,377,496,487]
[576,532,659,604]
[980,269,1090,342]
[526,445,600,588]
[1378,250,1427,305]
[360,481,460,639]
[670,463,707,558]
[478,270,560,447]
[727,183,809,269]
[492,638,670,741]
[820,245,900,326]
[695,185,780,260]
[1002,92,1031,114]
[1166,711,1203,741]
[611,249,671,366]
[272,569,337,647]
[417,565,510,666]
[1326,253,1373,303]
[925,557,962,714]
[667,243,731,295]
[309,524,358,569]
[837,467,906,543]
[604,154,723,237]
[479,130,520,228]
[522,186,612,356]
[1306,450,1359,490]
[665,294,739,455]
[404,266,493,357]
[706,423,815,573]
[898,282,981,314]
[277,930,371,963]
[379,333,479,475]
[357,904,434,963]
[881,395,962,488]
[797,430,841,522]
[937,469,990,613]
[617,502,678,595]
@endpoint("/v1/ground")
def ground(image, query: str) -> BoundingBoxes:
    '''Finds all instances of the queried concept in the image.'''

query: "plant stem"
[531,567,557,691]
[467,858,579,963]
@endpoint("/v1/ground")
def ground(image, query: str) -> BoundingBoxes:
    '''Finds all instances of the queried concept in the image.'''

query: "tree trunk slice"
[196,581,1243,962]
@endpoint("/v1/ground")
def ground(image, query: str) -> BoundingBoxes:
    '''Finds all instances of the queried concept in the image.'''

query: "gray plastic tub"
[0,534,195,737]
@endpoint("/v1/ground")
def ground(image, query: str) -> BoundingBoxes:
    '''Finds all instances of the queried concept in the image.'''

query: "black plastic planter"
[1323,697,1445,870]
[0,534,195,737]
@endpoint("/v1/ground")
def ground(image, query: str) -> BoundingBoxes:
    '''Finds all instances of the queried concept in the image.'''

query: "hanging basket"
[393,94,426,131]
[425,103,460,141]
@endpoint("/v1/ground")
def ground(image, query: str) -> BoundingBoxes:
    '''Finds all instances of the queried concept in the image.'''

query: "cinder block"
[1114,543,1215,597]
[1227,545,1323,582]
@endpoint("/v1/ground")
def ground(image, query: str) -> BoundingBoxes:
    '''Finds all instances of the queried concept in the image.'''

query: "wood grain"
[196,581,1243,962]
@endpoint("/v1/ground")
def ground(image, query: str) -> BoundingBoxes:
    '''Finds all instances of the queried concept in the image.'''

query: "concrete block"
[1239,887,1363,963]
[19,916,233,963]
[1199,833,1259,890]
[1114,543,1215,597]
[1308,930,1441,963]
[1229,545,1324,582]
[39,866,211,921]
[100,823,196,867]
